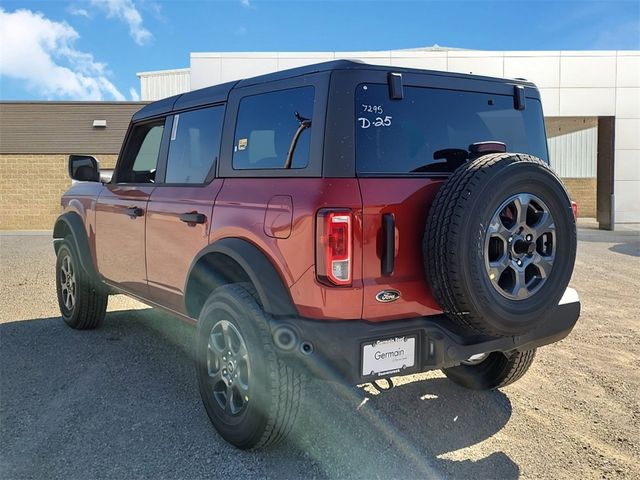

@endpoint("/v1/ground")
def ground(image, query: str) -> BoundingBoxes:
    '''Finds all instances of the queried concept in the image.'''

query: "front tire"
[55,238,107,330]
[442,349,536,390]
[195,284,303,450]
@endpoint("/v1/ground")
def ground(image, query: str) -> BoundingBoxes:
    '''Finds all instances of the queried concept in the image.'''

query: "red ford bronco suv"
[54,60,580,449]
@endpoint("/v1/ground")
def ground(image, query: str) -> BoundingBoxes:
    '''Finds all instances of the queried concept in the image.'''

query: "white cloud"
[67,6,91,18]
[0,8,125,100]
[240,0,251,8]
[234,25,247,36]
[129,87,140,101]
[89,0,151,45]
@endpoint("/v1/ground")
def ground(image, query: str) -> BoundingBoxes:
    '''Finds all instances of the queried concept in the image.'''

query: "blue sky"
[1,0,639,101]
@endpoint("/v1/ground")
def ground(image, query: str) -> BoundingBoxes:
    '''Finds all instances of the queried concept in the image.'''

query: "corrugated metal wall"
[139,68,191,101]
[546,117,598,178]
[0,102,146,154]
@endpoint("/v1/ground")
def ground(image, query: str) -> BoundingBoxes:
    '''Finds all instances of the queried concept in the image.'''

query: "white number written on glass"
[358,116,392,129]
[362,104,384,114]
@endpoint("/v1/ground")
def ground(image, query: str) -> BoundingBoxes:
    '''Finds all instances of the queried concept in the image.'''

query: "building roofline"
[136,67,190,77]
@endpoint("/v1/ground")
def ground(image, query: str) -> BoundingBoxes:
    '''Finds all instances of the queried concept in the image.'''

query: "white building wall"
[142,49,640,224]
[613,52,640,223]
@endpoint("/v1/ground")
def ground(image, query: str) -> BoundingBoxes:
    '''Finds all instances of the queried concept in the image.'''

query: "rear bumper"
[270,288,580,384]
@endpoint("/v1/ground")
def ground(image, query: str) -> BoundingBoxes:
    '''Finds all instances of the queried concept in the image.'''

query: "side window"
[118,122,164,183]
[165,106,224,184]
[233,86,314,170]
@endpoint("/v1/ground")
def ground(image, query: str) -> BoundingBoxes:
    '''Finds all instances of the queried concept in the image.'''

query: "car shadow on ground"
[608,242,640,257]
[1,309,518,479]
[577,228,640,257]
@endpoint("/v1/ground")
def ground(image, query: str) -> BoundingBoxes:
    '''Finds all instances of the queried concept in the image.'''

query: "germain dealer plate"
[361,335,416,377]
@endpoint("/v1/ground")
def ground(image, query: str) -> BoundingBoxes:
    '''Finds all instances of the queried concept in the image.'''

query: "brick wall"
[0,155,598,230]
[561,178,597,218]
[0,154,118,230]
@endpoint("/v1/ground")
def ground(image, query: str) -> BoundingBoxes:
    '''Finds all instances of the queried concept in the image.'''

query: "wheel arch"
[53,212,98,279]
[184,238,298,320]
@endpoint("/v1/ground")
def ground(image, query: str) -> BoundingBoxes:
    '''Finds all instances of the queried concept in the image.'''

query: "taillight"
[571,201,578,221]
[316,209,352,286]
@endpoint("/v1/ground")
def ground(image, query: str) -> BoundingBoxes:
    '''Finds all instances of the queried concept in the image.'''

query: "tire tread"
[57,238,107,330]
[201,284,303,450]
[424,153,569,336]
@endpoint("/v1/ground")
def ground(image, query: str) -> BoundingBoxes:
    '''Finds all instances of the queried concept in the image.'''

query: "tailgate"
[359,178,444,321]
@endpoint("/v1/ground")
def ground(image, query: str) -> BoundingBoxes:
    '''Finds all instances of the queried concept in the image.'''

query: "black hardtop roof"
[132,59,535,121]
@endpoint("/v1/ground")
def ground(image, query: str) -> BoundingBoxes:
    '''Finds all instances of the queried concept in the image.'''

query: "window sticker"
[238,138,248,151]
[170,114,180,141]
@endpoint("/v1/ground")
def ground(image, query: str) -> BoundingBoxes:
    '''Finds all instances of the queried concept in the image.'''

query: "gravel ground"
[0,226,638,480]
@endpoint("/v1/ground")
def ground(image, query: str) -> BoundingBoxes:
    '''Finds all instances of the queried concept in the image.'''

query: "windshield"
[355,84,548,175]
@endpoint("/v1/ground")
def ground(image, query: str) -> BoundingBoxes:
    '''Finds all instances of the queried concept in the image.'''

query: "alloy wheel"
[206,320,251,416]
[484,193,556,300]
[59,254,76,311]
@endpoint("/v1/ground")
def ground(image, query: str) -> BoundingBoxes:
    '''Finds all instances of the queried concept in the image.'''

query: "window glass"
[132,125,163,172]
[355,84,548,175]
[118,122,164,183]
[233,86,314,170]
[165,106,224,184]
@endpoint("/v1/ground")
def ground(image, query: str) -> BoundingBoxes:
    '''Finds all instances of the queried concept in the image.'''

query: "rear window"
[356,84,548,175]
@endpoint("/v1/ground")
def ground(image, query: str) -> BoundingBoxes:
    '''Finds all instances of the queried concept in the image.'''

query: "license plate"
[361,336,416,377]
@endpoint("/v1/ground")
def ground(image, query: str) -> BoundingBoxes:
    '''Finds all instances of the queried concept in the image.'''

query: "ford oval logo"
[376,290,401,303]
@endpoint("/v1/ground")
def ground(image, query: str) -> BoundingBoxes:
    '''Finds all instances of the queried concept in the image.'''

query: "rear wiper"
[411,148,468,172]
[410,142,507,173]
[284,112,312,169]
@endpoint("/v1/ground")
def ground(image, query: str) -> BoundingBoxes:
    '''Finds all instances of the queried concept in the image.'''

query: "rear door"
[355,80,549,321]
[95,119,167,296]
[145,105,225,314]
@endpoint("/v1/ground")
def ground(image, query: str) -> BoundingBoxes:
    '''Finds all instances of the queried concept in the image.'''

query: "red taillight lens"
[316,209,352,286]
[571,201,578,220]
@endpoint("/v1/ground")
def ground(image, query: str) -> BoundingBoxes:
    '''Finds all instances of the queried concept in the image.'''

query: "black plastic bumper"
[270,288,580,385]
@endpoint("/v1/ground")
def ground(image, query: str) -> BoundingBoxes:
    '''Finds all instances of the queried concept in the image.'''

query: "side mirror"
[69,155,100,182]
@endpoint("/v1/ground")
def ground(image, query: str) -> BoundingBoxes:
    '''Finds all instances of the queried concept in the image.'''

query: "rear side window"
[232,86,314,170]
[356,84,548,175]
[165,106,224,184]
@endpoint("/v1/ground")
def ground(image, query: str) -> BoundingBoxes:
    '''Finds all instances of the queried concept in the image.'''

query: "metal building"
[137,47,640,227]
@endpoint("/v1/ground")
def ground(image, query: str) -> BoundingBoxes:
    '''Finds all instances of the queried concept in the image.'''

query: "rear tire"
[195,283,303,450]
[442,349,536,390]
[55,238,107,330]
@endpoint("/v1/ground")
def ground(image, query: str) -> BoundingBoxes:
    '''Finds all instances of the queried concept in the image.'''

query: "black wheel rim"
[484,193,556,300]
[206,320,250,416]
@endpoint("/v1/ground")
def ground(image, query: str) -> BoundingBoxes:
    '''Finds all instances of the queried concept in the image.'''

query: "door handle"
[381,213,395,276]
[125,206,144,218]
[179,212,206,224]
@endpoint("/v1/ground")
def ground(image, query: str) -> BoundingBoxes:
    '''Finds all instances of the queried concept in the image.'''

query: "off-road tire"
[55,237,108,329]
[424,153,576,337]
[442,349,536,390]
[195,283,303,450]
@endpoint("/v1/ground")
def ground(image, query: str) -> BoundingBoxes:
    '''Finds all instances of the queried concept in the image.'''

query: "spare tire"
[424,153,576,337]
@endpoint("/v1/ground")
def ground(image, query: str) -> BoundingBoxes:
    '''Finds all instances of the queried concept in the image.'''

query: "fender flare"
[53,212,98,279]
[185,238,298,319]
